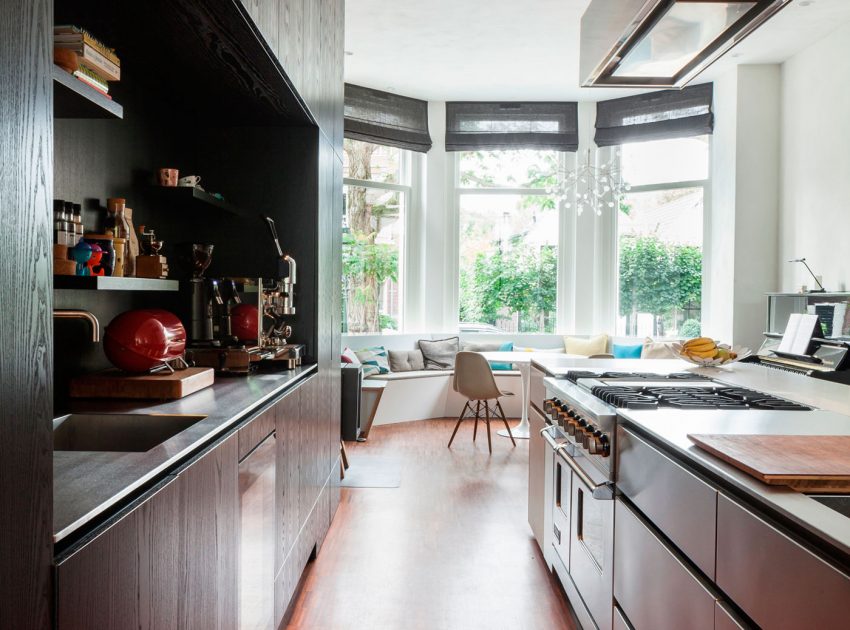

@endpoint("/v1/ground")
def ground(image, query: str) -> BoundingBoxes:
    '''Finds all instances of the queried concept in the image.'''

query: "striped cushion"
[354,346,390,376]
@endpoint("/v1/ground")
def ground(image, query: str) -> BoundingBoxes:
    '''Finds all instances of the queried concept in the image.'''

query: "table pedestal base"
[498,419,530,440]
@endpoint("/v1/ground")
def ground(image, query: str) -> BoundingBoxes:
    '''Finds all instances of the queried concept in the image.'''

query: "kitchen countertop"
[533,356,850,563]
[54,364,316,544]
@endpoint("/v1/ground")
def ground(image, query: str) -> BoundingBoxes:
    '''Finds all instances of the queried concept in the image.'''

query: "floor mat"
[340,456,402,488]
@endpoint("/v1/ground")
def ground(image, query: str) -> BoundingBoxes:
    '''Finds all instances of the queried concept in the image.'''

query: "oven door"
[561,446,614,630]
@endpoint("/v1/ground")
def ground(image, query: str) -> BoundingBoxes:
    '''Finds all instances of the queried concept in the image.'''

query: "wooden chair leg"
[340,441,350,469]
[473,400,480,441]
[448,401,470,448]
[496,401,516,447]
[485,400,493,454]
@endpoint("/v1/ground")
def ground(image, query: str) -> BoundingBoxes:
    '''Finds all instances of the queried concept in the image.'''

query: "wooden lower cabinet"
[55,477,181,629]
[239,432,277,630]
[55,374,339,630]
[55,433,239,630]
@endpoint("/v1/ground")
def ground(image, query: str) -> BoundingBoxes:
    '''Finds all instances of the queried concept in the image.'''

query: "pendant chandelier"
[546,148,630,216]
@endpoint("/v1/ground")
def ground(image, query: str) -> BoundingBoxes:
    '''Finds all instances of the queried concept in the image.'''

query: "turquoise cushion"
[612,343,643,359]
[490,341,514,370]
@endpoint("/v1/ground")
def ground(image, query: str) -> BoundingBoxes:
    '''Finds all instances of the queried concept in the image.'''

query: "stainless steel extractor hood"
[580,0,792,88]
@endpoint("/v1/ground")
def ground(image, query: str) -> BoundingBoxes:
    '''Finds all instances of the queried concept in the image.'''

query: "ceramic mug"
[177,175,201,188]
[158,168,179,187]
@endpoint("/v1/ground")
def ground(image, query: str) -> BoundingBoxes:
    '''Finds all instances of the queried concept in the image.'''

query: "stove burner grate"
[587,384,812,411]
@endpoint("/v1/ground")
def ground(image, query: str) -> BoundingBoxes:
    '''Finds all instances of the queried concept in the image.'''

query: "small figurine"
[70,240,92,276]
[87,243,105,276]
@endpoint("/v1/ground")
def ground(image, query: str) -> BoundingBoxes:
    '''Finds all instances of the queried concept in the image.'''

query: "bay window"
[616,136,710,338]
[456,150,563,333]
[342,139,411,333]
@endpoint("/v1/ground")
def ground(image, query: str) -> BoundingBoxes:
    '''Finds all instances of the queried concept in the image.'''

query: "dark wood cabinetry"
[56,433,239,629]
[0,1,54,627]
[56,373,336,630]
[239,431,277,630]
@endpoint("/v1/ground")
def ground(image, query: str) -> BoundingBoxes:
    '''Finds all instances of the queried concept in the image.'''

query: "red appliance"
[230,303,259,342]
[104,309,187,372]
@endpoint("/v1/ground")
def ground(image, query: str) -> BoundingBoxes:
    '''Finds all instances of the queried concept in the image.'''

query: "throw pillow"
[613,342,643,359]
[418,336,460,370]
[354,346,390,376]
[641,339,678,359]
[388,349,425,372]
[460,342,502,352]
[490,341,514,371]
[563,334,609,357]
[341,347,360,365]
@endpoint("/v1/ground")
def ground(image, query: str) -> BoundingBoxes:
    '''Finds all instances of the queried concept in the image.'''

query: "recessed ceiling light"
[344,50,354,56]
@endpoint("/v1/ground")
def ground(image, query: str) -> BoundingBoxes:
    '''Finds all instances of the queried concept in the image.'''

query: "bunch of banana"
[681,337,719,360]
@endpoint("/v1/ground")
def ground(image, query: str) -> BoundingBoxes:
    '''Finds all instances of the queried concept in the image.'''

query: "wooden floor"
[285,418,577,630]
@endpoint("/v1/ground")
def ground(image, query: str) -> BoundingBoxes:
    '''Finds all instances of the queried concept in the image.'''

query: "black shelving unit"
[53,275,178,291]
[52,65,123,119]
[152,185,253,218]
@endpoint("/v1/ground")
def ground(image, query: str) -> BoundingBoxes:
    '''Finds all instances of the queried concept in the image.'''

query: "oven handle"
[540,424,561,449]
[555,444,614,500]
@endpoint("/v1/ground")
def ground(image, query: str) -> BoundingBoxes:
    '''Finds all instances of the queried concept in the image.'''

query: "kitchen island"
[528,357,850,630]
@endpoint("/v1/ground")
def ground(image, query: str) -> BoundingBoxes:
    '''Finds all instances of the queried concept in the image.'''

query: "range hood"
[580,0,792,88]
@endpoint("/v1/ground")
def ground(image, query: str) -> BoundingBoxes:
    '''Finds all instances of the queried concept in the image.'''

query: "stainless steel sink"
[809,495,850,519]
[53,413,207,452]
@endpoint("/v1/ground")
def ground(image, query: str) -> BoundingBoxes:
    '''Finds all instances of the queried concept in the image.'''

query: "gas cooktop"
[564,370,710,384]
[587,384,813,411]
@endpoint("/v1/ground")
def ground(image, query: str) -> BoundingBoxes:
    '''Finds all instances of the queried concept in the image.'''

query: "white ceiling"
[344,0,850,102]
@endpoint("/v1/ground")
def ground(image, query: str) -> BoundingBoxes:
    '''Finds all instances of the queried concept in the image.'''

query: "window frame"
[613,136,712,339]
[451,150,569,334]
[343,144,420,334]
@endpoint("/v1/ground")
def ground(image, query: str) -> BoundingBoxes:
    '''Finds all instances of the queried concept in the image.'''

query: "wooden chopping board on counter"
[70,367,214,400]
[688,434,850,492]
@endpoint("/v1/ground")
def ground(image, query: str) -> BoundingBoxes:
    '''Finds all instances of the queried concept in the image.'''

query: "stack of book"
[54,25,120,98]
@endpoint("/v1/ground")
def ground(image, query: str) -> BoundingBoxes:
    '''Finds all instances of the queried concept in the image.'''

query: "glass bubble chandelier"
[546,148,630,216]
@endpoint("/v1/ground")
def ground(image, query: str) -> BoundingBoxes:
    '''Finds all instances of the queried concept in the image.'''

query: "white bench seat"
[360,369,523,426]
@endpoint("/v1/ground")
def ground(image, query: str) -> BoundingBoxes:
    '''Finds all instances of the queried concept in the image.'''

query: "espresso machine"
[183,220,304,374]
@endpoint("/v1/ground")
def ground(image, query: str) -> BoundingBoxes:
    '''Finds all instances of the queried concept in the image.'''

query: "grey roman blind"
[595,83,714,147]
[445,102,579,152]
[344,84,432,153]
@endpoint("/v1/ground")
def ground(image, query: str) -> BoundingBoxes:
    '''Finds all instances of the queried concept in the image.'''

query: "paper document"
[778,313,819,355]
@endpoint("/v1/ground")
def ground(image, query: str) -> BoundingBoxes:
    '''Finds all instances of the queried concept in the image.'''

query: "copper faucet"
[53,310,100,342]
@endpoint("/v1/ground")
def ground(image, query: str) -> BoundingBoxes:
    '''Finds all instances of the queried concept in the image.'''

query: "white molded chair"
[448,352,516,453]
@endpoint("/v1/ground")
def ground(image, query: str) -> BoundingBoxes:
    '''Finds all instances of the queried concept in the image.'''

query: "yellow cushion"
[563,334,609,356]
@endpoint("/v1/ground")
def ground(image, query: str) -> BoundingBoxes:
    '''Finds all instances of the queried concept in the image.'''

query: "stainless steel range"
[534,368,813,630]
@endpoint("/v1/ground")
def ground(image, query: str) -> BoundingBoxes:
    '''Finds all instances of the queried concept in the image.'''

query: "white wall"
[709,64,781,349]
[780,20,850,293]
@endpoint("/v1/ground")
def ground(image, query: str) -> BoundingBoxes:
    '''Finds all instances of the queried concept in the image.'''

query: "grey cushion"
[418,336,460,370]
[388,349,425,372]
[460,341,502,352]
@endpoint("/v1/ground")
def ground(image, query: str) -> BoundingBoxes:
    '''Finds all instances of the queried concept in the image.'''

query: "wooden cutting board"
[688,434,850,492]
[70,367,214,400]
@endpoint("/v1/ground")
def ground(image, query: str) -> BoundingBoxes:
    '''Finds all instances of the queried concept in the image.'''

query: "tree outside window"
[458,150,560,333]
[342,140,407,333]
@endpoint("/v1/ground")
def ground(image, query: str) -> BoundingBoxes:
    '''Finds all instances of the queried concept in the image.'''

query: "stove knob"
[567,416,584,436]
[587,431,604,455]
[599,434,611,457]
[543,398,559,413]
[576,424,592,447]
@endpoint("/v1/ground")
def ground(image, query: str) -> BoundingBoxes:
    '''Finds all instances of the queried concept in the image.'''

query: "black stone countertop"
[54,364,316,544]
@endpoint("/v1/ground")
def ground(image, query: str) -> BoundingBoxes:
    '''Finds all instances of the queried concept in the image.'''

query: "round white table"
[478,351,583,439]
